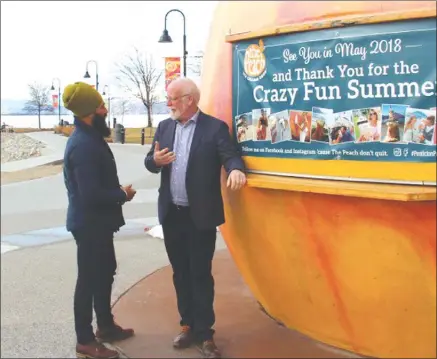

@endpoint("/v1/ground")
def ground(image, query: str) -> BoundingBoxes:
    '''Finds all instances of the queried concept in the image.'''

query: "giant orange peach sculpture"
[199,1,437,358]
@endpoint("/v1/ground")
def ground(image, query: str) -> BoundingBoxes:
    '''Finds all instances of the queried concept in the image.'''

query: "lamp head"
[158,29,172,43]
[84,71,91,79]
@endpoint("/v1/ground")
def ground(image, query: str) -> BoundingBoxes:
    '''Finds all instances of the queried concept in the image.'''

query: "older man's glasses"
[166,94,191,102]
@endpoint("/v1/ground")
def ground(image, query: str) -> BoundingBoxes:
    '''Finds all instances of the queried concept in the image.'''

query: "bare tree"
[116,47,162,128]
[22,82,53,129]
[112,98,132,125]
[187,51,204,77]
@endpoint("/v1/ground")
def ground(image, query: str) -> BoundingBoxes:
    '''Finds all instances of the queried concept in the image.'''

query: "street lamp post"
[83,60,99,90]
[50,78,61,125]
[158,9,187,77]
[102,85,111,128]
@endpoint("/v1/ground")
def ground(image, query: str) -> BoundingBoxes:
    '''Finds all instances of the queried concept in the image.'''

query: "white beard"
[170,109,181,120]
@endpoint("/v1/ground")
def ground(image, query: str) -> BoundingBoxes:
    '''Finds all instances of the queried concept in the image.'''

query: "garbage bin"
[114,123,125,144]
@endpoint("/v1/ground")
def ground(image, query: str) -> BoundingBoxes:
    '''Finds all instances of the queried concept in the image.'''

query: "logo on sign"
[393,148,402,157]
[243,39,267,81]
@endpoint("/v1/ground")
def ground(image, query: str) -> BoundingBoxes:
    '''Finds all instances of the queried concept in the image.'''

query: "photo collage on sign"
[235,104,436,145]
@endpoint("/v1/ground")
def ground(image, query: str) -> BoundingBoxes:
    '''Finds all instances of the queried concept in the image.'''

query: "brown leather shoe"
[96,323,134,343]
[173,325,194,349]
[196,339,221,358]
[76,340,119,358]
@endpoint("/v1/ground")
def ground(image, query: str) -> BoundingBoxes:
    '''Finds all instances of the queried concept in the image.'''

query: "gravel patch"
[1,133,46,163]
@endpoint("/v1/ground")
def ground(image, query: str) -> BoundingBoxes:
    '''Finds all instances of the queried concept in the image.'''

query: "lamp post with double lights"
[158,9,187,77]
[102,85,111,128]
[50,77,61,125]
[83,60,99,90]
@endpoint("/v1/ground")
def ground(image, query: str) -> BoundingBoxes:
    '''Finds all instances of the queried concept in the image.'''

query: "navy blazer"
[145,111,245,230]
[63,118,126,233]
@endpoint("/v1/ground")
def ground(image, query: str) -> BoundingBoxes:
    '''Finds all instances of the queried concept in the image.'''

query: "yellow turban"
[62,82,103,118]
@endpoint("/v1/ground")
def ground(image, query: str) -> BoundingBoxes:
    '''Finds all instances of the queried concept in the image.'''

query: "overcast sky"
[1,1,217,100]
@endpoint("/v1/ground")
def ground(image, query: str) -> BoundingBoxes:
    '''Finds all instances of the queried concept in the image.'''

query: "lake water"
[0,114,170,129]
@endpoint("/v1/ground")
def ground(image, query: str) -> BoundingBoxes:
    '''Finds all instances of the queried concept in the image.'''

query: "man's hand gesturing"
[153,141,176,167]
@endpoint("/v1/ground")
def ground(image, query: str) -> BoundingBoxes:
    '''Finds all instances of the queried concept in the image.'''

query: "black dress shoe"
[96,323,135,343]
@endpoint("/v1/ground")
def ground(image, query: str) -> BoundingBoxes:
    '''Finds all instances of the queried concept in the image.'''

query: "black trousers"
[72,228,117,345]
[162,204,217,342]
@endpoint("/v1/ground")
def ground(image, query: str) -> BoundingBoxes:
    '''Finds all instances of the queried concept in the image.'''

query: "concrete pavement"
[1,131,68,172]
[1,154,63,172]
[25,131,70,153]
[1,243,19,254]
[1,235,167,358]
[1,217,159,250]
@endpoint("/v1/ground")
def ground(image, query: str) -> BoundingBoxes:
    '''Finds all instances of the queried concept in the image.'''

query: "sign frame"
[227,9,437,186]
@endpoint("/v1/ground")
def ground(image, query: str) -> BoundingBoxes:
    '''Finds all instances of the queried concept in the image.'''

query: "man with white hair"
[145,78,246,358]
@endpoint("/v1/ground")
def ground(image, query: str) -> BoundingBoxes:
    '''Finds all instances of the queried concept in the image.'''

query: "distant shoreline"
[1,99,169,117]
[1,113,71,117]
[1,112,168,116]
[1,113,169,129]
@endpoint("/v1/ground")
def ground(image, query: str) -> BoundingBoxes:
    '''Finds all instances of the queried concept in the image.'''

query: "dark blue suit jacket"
[145,111,245,230]
[63,118,126,233]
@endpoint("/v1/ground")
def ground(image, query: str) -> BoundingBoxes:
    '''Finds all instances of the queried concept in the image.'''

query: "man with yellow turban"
[62,82,136,359]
